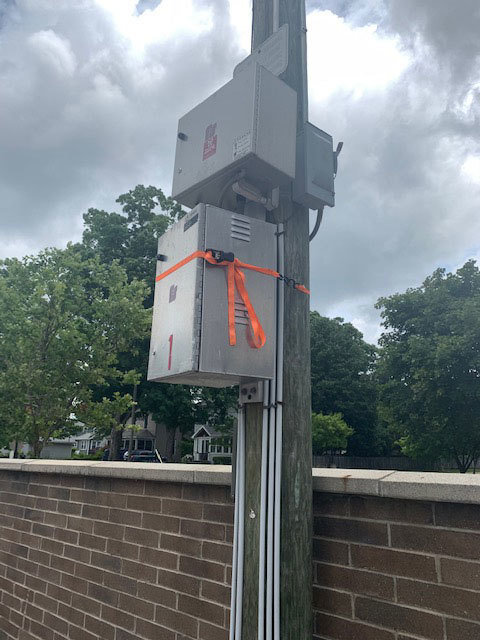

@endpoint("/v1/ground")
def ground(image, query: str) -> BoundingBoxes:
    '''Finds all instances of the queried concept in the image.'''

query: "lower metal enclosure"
[148,204,277,387]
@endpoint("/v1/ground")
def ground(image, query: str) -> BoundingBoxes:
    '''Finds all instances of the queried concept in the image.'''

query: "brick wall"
[0,468,233,640]
[2,464,480,640]
[313,492,480,640]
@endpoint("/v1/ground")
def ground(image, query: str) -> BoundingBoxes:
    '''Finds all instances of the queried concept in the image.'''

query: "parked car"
[126,450,164,463]
[130,454,160,463]
[123,449,152,461]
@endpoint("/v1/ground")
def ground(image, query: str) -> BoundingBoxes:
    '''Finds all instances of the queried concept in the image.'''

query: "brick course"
[313,493,480,640]
[2,468,480,640]
[0,470,233,640]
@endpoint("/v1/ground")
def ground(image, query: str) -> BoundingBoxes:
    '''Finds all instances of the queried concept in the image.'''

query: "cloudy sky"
[1,0,479,342]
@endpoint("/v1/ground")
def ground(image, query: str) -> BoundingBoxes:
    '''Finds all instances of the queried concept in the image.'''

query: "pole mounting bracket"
[239,381,264,404]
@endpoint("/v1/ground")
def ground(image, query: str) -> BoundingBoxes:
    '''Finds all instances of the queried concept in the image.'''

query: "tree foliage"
[312,412,354,456]
[0,246,149,457]
[81,185,182,305]
[376,260,480,472]
[310,312,380,455]
[77,370,141,461]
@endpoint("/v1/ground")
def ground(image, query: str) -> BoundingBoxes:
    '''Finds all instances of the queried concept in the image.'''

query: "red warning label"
[203,123,217,160]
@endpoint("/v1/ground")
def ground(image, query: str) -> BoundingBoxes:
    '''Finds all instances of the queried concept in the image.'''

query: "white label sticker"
[233,132,251,160]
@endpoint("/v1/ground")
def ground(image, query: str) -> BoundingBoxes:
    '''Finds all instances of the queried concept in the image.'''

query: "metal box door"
[293,122,335,209]
[172,64,297,209]
[200,207,276,383]
[147,209,205,383]
[148,205,277,387]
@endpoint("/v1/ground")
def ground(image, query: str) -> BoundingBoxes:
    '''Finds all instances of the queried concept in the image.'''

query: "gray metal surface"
[148,206,205,383]
[240,381,264,403]
[234,24,289,77]
[293,122,335,209]
[172,63,296,210]
[200,208,276,382]
[148,205,277,387]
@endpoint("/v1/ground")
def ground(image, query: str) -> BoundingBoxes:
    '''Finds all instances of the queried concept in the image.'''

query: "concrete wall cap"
[379,471,480,504]
[0,459,231,486]
[312,468,396,496]
[2,460,480,503]
[312,468,480,504]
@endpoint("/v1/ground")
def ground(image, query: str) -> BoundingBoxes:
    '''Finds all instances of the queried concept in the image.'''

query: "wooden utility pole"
[242,0,313,638]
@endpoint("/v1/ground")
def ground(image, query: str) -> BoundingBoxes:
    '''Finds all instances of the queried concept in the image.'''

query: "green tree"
[310,312,380,455]
[77,370,141,461]
[0,246,149,457]
[376,260,480,473]
[312,412,354,462]
[138,384,237,461]
[81,184,182,305]
[139,383,196,460]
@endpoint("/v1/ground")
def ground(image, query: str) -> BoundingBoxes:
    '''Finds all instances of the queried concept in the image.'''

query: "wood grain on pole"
[242,404,263,638]
[240,3,275,638]
[253,1,313,639]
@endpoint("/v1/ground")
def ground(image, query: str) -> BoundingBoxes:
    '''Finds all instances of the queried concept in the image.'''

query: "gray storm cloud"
[308,0,480,340]
[0,0,242,256]
[0,0,479,342]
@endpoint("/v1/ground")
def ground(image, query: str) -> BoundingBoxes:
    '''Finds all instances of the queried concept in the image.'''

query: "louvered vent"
[231,215,251,242]
[234,300,249,326]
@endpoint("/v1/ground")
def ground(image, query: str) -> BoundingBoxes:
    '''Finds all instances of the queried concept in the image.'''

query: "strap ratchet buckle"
[206,248,235,263]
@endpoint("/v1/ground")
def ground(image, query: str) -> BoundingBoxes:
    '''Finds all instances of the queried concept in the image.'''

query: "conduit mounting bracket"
[239,380,264,403]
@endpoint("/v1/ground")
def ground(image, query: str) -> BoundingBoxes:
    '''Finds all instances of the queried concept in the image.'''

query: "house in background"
[74,428,107,455]
[192,424,232,463]
[120,428,155,452]
[75,419,156,457]
[9,437,77,460]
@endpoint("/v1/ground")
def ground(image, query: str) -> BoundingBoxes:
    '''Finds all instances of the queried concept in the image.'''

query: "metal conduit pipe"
[235,407,246,640]
[274,223,285,639]
[266,379,276,640]
[258,383,270,640]
[229,406,242,640]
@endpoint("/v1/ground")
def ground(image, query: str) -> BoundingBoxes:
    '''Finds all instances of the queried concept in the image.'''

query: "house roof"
[48,437,77,445]
[74,432,95,441]
[192,425,224,439]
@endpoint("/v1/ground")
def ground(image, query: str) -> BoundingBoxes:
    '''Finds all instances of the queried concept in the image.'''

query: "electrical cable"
[309,207,324,242]
[219,172,245,210]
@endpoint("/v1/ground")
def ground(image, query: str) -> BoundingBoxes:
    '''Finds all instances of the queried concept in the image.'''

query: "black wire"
[309,207,324,242]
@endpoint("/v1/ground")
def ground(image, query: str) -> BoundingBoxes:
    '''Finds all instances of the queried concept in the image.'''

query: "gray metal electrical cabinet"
[293,122,335,209]
[172,64,297,209]
[148,204,277,387]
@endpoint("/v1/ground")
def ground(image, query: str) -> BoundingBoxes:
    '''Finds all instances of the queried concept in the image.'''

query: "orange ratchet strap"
[155,250,310,350]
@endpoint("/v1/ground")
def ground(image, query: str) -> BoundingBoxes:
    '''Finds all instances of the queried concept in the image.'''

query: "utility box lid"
[293,122,335,209]
[172,64,297,210]
[148,204,277,387]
